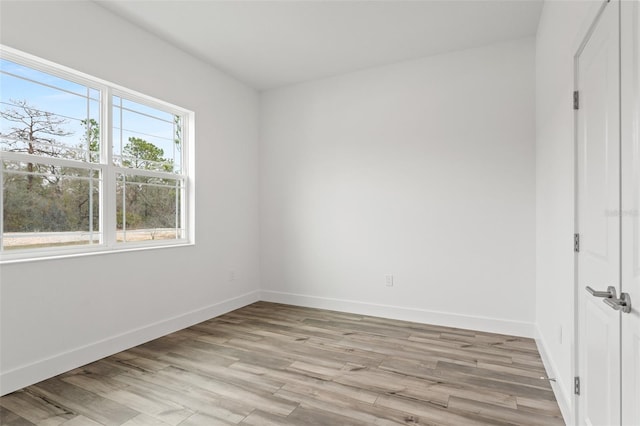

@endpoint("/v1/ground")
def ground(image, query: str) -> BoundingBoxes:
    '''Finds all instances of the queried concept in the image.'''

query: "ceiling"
[97,0,543,91]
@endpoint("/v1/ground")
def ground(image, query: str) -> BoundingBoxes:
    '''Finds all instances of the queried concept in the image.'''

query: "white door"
[576,1,621,425]
[621,1,640,425]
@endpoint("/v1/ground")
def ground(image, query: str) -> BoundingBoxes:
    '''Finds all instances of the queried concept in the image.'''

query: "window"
[0,47,193,261]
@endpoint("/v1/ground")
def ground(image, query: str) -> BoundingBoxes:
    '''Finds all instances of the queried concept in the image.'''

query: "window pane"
[116,173,183,243]
[2,160,101,250]
[0,59,101,163]
[112,96,182,173]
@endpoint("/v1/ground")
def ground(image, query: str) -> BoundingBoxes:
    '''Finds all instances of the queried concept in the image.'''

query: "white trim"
[535,325,573,426]
[0,239,193,265]
[260,290,535,338]
[0,290,260,396]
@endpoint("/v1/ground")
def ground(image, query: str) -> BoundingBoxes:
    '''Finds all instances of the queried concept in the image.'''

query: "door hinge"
[574,233,580,253]
[574,376,580,395]
[573,91,579,110]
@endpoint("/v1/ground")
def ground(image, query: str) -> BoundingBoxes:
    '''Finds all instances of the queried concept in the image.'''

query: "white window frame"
[0,46,195,263]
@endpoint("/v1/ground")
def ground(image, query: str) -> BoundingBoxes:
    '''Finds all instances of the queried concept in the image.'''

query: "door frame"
[620,1,640,423]
[573,1,620,425]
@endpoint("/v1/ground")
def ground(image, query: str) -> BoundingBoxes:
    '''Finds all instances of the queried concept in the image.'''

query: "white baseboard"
[535,325,573,426]
[260,290,535,337]
[0,290,260,396]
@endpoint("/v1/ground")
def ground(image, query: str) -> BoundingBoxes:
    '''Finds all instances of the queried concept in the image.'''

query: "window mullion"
[103,87,117,248]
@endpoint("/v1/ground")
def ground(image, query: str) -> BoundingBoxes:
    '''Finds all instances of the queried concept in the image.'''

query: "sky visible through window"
[0,58,181,171]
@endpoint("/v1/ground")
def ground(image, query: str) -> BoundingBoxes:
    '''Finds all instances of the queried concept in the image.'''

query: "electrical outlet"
[385,274,394,287]
[229,271,236,282]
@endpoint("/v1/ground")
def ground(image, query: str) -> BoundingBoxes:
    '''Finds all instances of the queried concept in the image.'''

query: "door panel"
[576,1,620,425]
[585,301,616,426]
[621,1,640,424]
[581,36,614,263]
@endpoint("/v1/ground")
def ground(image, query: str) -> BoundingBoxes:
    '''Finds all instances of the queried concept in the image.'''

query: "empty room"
[0,0,638,425]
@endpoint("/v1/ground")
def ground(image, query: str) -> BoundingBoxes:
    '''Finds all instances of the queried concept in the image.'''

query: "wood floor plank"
[155,366,297,417]
[284,405,368,426]
[0,302,564,426]
[275,388,408,426]
[229,362,380,405]
[111,373,248,424]
[62,372,127,395]
[158,352,284,394]
[0,406,37,426]
[427,382,518,409]
[118,413,173,426]
[0,389,74,425]
[58,415,104,426]
[240,409,303,426]
[29,379,139,426]
[436,360,553,390]
[448,395,565,425]
[173,412,237,426]
[375,394,507,426]
[59,359,128,380]
[62,374,193,426]
[476,360,549,379]
[516,395,564,417]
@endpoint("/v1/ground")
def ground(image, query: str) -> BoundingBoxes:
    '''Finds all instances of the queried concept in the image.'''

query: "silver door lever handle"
[603,293,632,314]
[586,286,617,298]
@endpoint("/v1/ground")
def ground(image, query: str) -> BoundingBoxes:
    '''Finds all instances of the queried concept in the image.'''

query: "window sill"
[0,241,194,265]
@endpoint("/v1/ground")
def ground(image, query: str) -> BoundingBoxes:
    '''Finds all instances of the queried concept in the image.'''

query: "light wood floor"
[0,302,564,426]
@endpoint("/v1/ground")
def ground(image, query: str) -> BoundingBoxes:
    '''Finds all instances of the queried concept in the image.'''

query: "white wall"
[535,1,603,422]
[260,38,536,336]
[2,3,592,410]
[0,1,261,395]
